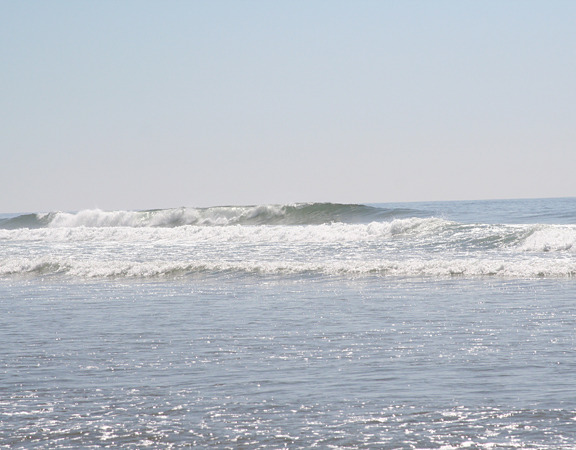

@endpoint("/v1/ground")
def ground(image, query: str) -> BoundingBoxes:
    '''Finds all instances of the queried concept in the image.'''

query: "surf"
[2,199,575,280]
[0,203,427,229]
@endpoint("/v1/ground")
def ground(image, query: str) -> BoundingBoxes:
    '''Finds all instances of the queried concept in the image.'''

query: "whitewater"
[1,199,576,279]
[2,197,576,448]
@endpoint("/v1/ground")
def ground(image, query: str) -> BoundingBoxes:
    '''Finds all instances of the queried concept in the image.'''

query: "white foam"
[1,218,450,243]
[3,218,575,280]
[517,225,576,253]
[46,205,297,228]
[48,209,146,228]
[2,255,575,279]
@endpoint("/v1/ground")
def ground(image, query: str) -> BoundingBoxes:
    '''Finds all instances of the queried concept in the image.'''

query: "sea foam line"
[2,256,575,279]
[2,221,575,254]
[0,218,450,243]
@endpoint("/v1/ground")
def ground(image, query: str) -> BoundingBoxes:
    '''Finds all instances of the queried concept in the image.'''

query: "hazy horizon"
[2,1,575,212]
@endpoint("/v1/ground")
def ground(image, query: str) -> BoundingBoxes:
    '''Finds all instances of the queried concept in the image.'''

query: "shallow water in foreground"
[2,276,575,448]
[2,198,576,447]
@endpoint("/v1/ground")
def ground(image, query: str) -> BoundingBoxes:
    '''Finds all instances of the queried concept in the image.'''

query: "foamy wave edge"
[2,257,575,279]
[0,218,450,242]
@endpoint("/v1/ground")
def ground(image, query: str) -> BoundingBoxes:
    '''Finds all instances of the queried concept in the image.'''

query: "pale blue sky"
[2,1,575,212]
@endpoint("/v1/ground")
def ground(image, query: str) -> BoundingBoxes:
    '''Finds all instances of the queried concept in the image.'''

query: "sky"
[1,1,575,212]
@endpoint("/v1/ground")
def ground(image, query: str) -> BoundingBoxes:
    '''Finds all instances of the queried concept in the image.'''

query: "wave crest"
[0,203,425,229]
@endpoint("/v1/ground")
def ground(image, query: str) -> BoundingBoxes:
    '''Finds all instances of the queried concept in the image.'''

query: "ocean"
[1,197,575,448]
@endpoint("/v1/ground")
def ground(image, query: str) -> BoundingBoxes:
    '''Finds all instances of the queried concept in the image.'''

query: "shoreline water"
[2,276,576,448]
[2,198,576,447]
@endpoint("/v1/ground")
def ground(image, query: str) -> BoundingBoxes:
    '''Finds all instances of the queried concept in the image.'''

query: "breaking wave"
[0,203,425,229]
[2,201,575,280]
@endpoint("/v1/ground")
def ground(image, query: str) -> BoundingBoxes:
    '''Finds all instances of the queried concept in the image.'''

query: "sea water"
[1,198,575,448]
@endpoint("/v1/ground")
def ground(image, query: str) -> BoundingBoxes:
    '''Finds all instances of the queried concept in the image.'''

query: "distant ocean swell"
[1,203,575,279]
